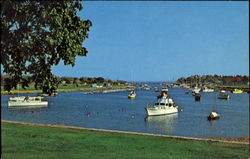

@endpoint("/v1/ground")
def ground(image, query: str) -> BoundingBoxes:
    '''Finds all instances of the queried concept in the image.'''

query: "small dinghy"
[207,111,220,120]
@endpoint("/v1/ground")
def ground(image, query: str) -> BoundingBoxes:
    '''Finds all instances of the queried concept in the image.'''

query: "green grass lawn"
[2,122,249,159]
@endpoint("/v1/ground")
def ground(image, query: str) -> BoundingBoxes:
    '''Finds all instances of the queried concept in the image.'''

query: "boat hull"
[218,95,229,100]
[194,93,201,101]
[145,106,178,116]
[207,116,220,120]
[8,101,48,107]
[203,90,214,93]
[128,95,136,98]
[232,91,243,94]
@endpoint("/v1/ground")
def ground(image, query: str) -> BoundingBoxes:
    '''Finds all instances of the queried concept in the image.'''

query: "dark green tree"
[1,1,92,95]
[96,77,105,83]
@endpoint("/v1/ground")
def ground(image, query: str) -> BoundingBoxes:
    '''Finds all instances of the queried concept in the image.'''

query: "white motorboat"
[207,111,220,120]
[8,96,48,107]
[192,87,201,96]
[202,87,214,93]
[218,90,229,100]
[145,94,179,116]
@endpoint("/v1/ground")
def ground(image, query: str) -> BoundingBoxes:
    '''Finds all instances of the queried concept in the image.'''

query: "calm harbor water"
[1,86,249,138]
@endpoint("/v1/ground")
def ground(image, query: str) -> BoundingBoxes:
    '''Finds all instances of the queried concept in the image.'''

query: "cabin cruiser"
[145,94,179,116]
[218,90,229,100]
[8,96,48,107]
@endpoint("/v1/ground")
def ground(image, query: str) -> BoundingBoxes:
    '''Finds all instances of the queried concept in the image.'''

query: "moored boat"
[145,94,179,116]
[154,87,159,92]
[192,87,201,96]
[207,111,220,120]
[194,93,201,101]
[8,96,48,107]
[232,89,243,94]
[202,87,214,93]
[218,90,229,100]
[39,92,58,97]
[157,87,168,99]
[128,90,136,98]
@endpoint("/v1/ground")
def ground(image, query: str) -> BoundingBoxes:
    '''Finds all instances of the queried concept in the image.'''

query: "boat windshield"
[154,103,173,106]
[155,103,166,105]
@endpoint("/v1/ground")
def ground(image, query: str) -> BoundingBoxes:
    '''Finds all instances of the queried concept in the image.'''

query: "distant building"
[91,83,104,88]
[61,81,66,84]
[104,83,112,87]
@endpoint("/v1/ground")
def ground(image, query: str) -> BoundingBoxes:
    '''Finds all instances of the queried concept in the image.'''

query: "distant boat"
[202,87,214,93]
[39,93,49,97]
[183,87,190,90]
[161,87,168,93]
[8,96,48,107]
[157,87,168,99]
[39,92,57,97]
[194,93,201,101]
[207,111,220,120]
[153,87,159,92]
[192,87,201,96]
[218,90,229,100]
[232,89,243,94]
[128,90,136,99]
[145,94,179,116]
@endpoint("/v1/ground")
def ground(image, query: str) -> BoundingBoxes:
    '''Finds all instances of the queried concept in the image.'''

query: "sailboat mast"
[213,92,216,111]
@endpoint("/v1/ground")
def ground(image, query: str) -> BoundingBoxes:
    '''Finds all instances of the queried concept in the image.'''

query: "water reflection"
[145,114,178,134]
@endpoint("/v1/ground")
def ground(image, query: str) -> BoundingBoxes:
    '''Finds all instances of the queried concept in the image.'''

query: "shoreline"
[1,86,249,95]
[0,86,130,95]
[2,120,249,145]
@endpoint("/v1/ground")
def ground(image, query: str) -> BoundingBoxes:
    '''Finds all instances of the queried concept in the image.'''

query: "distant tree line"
[176,75,249,86]
[1,75,127,90]
[59,76,126,86]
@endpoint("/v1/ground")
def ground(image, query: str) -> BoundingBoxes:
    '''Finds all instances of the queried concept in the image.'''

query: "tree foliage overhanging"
[1,1,92,95]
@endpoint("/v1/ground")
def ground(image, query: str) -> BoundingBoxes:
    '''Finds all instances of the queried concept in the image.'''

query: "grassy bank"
[2,121,249,159]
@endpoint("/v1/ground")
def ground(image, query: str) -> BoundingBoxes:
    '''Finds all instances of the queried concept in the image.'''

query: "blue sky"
[52,1,249,82]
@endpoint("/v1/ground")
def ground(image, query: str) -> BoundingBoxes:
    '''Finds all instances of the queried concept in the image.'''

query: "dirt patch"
[210,137,249,143]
